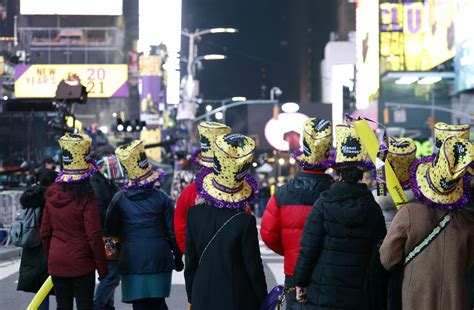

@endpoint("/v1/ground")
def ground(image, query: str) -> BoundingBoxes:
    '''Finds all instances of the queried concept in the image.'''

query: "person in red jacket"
[41,133,107,310]
[260,118,334,308]
[174,122,232,253]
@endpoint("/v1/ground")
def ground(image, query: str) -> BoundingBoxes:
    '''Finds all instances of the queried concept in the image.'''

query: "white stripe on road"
[0,259,20,280]
[267,262,285,285]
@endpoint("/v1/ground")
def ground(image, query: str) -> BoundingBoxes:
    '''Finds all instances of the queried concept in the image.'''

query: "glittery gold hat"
[292,118,334,169]
[196,133,258,209]
[410,136,473,210]
[334,124,373,170]
[56,133,97,183]
[387,137,417,189]
[434,122,470,150]
[115,140,164,189]
[196,122,232,168]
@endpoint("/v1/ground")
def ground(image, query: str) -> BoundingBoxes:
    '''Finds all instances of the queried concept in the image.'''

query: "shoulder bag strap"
[199,212,244,264]
[403,213,451,266]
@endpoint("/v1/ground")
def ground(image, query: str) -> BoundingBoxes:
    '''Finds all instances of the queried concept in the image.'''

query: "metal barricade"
[0,190,25,245]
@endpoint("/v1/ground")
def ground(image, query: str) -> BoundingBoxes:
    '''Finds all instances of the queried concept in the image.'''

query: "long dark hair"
[61,179,95,203]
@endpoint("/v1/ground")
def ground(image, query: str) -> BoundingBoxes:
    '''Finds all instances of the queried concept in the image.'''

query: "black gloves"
[174,256,184,272]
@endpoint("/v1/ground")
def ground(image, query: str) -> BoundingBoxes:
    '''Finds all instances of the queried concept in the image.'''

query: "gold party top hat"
[334,124,373,170]
[196,122,232,168]
[115,140,164,189]
[56,133,96,183]
[292,118,334,169]
[410,136,473,210]
[196,133,258,209]
[434,122,470,150]
[387,137,417,189]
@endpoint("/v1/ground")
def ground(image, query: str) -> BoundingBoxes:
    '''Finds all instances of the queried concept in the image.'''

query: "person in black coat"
[17,170,58,310]
[293,124,386,309]
[185,133,267,310]
[90,155,120,310]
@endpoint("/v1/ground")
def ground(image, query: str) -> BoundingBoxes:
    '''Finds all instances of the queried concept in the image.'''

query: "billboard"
[356,0,379,109]
[14,64,128,98]
[247,104,332,151]
[380,0,455,72]
[20,0,122,15]
[454,0,474,92]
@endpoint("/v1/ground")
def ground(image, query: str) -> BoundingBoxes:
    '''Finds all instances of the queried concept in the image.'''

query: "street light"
[202,54,227,60]
[209,28,238,34]
[215,112,224,120]
[231,96,247,102]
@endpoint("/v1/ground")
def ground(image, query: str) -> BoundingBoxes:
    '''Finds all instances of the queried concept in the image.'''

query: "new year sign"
[14,64,128,98]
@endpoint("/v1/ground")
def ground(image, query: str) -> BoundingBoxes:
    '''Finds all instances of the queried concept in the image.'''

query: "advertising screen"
[247,104,332,151]
[14,64,128,98]
[380,0,455,72]
[20,0,122,15]
[356,0,380,109]
[454,0,474,92]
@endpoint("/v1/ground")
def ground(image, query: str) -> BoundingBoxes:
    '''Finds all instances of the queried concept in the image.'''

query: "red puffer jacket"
[174,182,198,254]
[261,171,333,276]
[40,183,108,278]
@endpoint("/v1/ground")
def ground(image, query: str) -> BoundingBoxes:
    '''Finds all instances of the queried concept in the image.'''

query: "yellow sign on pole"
[353,119,408,209]
[14,64,128,98]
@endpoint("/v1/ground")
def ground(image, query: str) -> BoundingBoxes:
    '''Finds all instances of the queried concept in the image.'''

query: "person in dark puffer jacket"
[294,124,386,309]
[17,170,58,310]
[261,118,334,309]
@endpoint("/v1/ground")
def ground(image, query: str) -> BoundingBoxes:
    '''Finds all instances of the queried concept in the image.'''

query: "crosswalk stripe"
[0,259,20,280]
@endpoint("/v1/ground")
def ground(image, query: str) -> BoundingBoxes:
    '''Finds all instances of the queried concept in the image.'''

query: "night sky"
[181,0,337,105]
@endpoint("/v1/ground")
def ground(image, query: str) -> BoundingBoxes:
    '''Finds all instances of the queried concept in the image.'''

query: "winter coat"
[17,186,49,293]
[184,204,268,310]
[171,169,195,201]
[105,187,182,275]
[174,182,198,254]
[294,182,387,309]
[380,202,474,310]
[261,171,333,276]
[89,171,118,229]
[40,183,108,278]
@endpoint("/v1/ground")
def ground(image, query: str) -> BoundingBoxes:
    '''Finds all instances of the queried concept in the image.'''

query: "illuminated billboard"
[138,0,181,104]
[454,0,474,92]
[20,0,123,15]
[356,0,379,109]
[14,64,128,98]
[380,0,455,72]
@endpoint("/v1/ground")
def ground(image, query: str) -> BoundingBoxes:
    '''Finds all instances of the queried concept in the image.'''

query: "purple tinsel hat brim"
[55,161,98,184]
[122,169,166,189]
[408,156,471,210]
[291,149,335,169]
[195,169,259,210]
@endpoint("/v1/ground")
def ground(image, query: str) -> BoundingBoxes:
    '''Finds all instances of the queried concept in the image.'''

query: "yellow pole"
[353,119,408,209]
[27,276,53,310]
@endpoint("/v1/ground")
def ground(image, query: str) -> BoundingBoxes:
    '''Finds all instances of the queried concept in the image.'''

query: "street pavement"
[0,223,284,309]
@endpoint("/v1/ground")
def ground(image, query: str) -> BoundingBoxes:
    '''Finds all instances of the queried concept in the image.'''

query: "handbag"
[103,236,120,261]
[199,212,243,264]
[260,285,295,310]
[388,213,451,310]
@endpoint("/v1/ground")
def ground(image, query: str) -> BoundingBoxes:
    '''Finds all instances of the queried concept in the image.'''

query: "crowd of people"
[12,117,474,310]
